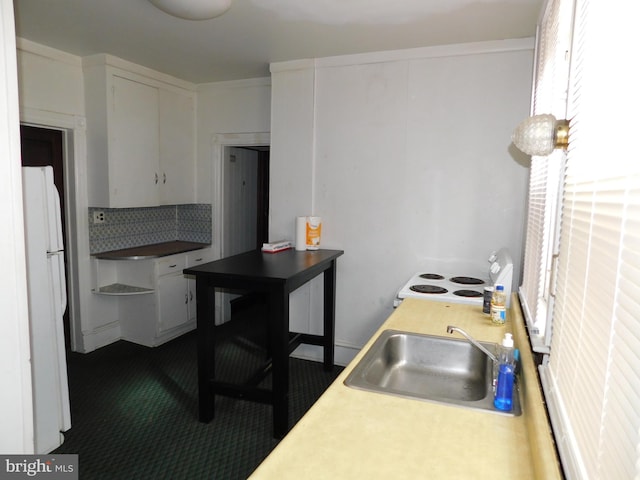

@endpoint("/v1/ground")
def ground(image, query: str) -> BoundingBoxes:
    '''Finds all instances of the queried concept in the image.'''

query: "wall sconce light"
[512,114,570,156]
[148,0,233,20]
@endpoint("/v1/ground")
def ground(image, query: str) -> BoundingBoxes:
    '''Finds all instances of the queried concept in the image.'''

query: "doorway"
[223,146,270,256]
[20,125,71,348]
[221,145,270,319]
[210,132,271,324]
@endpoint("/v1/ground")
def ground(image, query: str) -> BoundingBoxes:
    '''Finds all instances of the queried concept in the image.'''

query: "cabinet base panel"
[121,320,196,348]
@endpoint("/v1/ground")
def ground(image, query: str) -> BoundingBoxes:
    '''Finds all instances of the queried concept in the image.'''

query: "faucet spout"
[446,325,499,363]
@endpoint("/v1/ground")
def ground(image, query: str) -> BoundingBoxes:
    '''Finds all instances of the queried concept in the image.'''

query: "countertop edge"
[92,241,211,260]
[510,296,563,478]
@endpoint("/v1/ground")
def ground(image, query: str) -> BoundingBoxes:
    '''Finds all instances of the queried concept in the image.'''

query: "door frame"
[20,125,70,345]
[20,109,88,352]
[210,132,270,323]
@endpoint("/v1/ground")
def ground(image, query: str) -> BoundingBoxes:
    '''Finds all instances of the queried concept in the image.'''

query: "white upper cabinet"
[158,88,196,205]
[83,54,196,208]
[111,75,160,206]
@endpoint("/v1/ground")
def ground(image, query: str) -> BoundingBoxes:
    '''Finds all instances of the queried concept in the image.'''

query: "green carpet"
[54,304,343,479]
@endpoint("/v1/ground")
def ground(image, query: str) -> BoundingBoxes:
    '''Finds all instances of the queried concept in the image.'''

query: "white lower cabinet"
[157,271,189,334]
[96,248,213,347]
[156,250,213,334]
[154,254,187,337]
[185,250,213,322]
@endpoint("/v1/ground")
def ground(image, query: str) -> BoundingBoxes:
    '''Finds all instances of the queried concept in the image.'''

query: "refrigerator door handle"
[44,167,65,252]
[48,251,67,314]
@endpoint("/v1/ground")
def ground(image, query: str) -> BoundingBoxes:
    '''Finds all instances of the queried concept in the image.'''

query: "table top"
[184,249,344,289]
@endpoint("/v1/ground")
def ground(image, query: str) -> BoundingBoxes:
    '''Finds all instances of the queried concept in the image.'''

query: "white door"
[158,88,195,205]
[111,75,160,207]
[223,146,259,255]
[157,273,188,333]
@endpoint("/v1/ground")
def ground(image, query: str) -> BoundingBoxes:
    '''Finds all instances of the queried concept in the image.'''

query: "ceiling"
[13,0,542,84]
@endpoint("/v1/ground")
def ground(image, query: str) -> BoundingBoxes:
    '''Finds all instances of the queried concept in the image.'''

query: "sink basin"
[344,329,521,416]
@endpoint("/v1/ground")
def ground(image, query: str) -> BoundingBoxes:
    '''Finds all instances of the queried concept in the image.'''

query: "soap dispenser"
[494,333,515,412]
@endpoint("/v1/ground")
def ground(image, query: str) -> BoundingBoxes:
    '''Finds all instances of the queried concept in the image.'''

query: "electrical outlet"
[93,211,105,224]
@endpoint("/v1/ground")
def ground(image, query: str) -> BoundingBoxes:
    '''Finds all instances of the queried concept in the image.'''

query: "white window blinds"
[538,0,640,477]
[518,0,572,353]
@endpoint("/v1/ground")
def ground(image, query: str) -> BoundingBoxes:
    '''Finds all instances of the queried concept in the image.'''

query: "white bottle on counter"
[490,284,506,325]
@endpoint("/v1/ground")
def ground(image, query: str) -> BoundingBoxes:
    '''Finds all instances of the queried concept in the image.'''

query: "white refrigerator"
[22,166,71,453]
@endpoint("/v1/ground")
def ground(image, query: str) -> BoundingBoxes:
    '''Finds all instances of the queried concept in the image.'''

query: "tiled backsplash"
[89,204,212,254]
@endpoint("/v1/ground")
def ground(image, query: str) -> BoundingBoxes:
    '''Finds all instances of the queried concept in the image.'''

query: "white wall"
[269,65,315,240]
[17,39,84,116]
[271,40,534,359]
[14,35,533,367]
[196,78,271,204]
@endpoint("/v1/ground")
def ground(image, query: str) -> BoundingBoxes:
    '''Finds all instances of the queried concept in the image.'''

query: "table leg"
[323,260,337,371]
[196,279,216,422]
[269,287,289,439]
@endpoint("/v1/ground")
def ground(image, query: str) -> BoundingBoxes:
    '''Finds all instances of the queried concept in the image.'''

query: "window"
[518,0,573,353]
[525,0,640,477]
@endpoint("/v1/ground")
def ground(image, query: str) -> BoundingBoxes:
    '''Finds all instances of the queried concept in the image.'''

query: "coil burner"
[409,284,448,295]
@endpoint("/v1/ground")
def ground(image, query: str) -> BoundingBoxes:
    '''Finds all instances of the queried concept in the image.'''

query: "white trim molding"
[271,38,535,73]
[0,0,35,454]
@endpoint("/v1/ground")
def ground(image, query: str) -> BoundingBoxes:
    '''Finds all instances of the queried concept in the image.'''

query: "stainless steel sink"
[344,330,521,416]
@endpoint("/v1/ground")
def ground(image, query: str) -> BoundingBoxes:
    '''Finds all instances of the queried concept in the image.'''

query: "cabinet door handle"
[163,172,167,184]
[189,291,193,301]
[185,293,188,304]
[155,172,159,185]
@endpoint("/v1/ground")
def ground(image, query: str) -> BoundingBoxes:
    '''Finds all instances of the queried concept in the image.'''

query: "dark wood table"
[183,248,344,438]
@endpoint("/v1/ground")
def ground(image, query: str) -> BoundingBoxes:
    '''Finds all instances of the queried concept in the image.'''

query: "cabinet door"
[111,75,160,207]
[186,276,197,323]
[185,249,214,323]
[158,88,195,205]
[157,272,188,333]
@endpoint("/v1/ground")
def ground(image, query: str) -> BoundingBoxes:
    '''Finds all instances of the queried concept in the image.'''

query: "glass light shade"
[149,0,232,20]
[512,114,558,156]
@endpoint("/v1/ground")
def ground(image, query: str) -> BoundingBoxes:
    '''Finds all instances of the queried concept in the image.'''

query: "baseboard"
[78,321,121,353]
[290,342,360,368]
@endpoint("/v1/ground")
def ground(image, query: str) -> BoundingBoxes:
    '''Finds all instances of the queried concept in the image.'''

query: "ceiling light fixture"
[512,114,570,156]
[148,0,233,20]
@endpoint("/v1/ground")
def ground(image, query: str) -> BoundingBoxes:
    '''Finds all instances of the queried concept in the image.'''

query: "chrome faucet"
[446,325,498,363]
